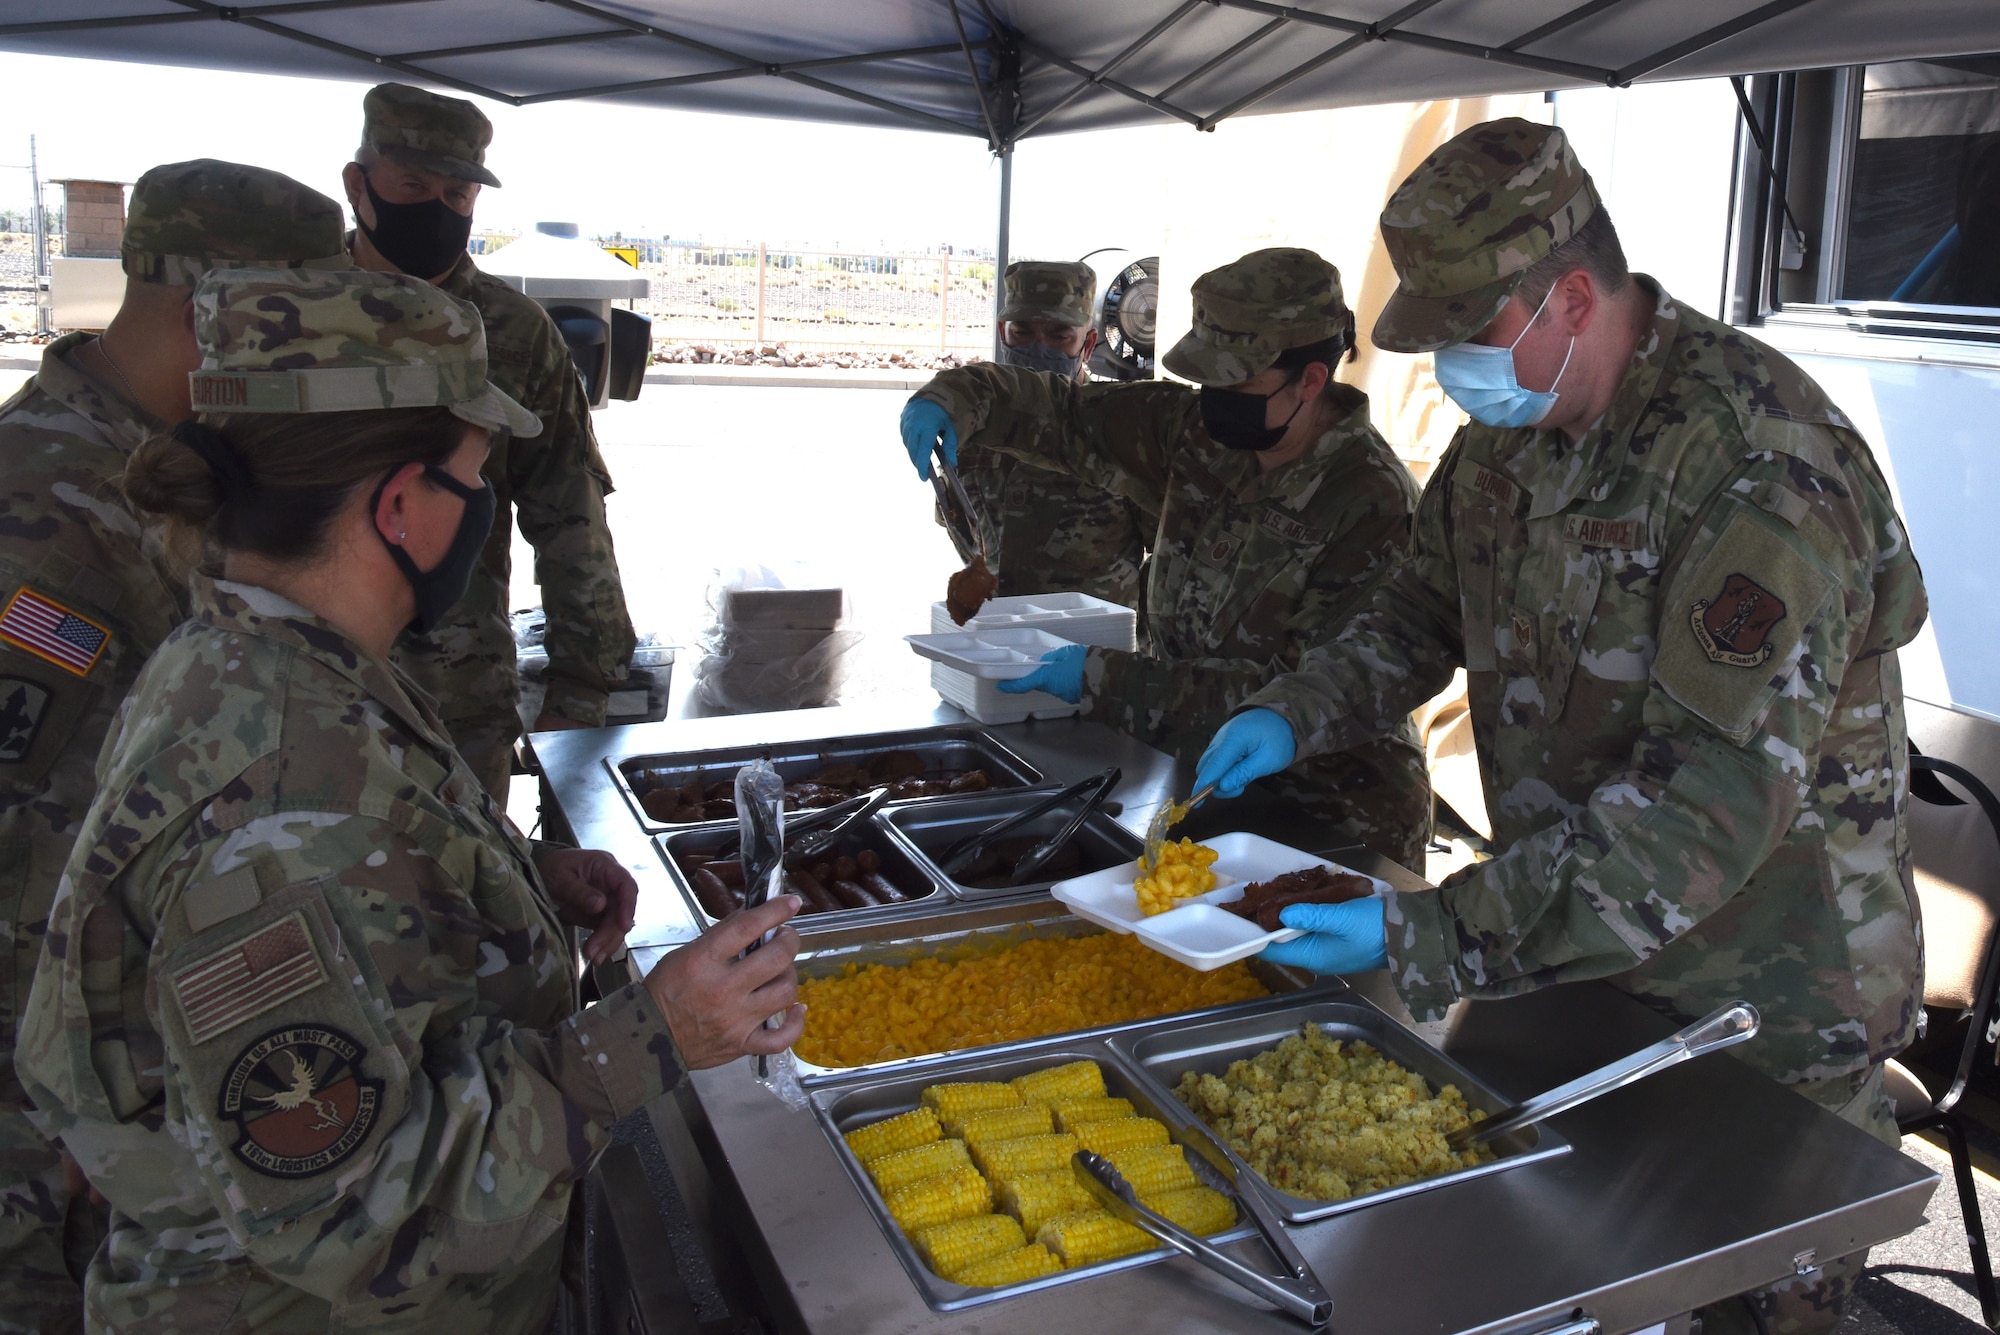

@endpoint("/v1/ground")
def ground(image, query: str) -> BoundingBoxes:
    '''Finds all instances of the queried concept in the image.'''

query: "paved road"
[1847,1133,1999,1333]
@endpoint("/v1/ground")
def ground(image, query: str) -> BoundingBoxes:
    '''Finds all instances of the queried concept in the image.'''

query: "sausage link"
[855,848,882,874]
[859,870,907,904]
[785,866,843,915]
[687,866,737,918]
[826,878,876,910]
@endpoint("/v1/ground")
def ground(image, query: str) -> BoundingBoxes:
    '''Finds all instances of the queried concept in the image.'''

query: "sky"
[0,50,1175,260]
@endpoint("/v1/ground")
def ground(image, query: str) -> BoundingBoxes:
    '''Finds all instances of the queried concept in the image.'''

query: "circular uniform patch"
[219,1025,383,1178]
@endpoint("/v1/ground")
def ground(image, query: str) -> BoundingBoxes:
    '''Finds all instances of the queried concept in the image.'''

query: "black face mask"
[357,173,473,278]
[373,464,497,636]
[1199,376,1305,451]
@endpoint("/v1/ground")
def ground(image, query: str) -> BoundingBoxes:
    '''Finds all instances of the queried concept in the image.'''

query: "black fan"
[1087,254,1158,382]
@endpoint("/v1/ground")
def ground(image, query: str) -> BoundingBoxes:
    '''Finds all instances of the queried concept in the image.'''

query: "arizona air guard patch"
[219,1024,382,1178]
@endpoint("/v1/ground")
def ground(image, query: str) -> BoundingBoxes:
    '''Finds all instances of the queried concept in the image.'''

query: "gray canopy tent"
[8,0,2000,311]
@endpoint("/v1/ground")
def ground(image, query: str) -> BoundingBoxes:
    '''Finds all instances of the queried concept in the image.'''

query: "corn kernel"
[794,934,1269,1069]
[997,1169,1096,1236]
[921,1081,1021,1127]
[970,1133,1080,1182]
[1135,839,1221,916]
[885,1166,991,1235]
[1036,1209,1153,1268]
[1099,1144,1197,1197]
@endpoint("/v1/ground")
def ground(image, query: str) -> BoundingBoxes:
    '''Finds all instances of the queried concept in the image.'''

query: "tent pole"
[992,147,1012,360]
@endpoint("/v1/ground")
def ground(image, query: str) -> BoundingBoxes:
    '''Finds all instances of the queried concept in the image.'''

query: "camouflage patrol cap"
[999,260,1096,326]
[361,82,502,188]
[1373,118,1600,354]
[121,160,347,286]
[188,267,540,437]
[1161,247,1352,387]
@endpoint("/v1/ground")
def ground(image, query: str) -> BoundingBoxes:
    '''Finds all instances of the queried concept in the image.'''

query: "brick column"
[58,180,127,258]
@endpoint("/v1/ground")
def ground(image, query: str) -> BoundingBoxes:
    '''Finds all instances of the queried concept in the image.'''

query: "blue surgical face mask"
[1431,286,1575,429]
[996,338,1082,379]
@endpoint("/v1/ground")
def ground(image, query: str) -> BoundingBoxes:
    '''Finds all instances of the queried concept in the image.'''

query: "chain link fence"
[478,234,997,366]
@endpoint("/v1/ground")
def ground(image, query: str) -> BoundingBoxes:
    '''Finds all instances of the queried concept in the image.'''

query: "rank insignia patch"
[1690,573,1787,667]
[220,1024,381,1178]
[0,676,49,762]
[0,588,109,676]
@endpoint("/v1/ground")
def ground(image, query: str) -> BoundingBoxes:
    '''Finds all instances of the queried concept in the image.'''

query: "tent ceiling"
[6,0,2000,147]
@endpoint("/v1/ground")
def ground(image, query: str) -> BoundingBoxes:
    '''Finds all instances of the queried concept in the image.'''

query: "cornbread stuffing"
[1173,1024,1493,1201]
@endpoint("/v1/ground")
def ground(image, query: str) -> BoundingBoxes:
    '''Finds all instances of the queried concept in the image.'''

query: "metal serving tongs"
[784,787,891,867]
[937,767,1120,882]
[1446,999,1761,1152]
[1140,781,1215,873]
[932,446,986,560]
[709,789,877,861]
[1073,1150,1331,1327]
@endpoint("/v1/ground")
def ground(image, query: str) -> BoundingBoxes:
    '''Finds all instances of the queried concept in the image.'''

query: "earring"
[397,531,408,542]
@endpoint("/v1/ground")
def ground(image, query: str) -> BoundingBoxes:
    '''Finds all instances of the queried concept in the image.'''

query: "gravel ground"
[1845,1133,1998,1333]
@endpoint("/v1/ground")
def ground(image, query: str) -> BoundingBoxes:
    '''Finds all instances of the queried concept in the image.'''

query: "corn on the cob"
[1009,1060,1107,1107]
[1101,1144,1197,1197]
[921,1081,1022,1127]
[867,1138,972,1194]
[1050,1096,1136,1130]
[885,1167,991,1235]
[1072,1116,1171,1157]
[997,1168,1096,1236]
[1036,1210,1153,1268]
[913,1213,1026,1279]
[1143,1185,1236,1235]
[969,1133,1080,1182]
[844,1106,941,1163]
[956,1104,1053,1147]
[953,1244,1064,1287]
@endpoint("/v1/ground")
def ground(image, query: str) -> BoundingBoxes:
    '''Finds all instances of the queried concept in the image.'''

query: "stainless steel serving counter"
[542,711,1939,1334]
[535,703,1193,950]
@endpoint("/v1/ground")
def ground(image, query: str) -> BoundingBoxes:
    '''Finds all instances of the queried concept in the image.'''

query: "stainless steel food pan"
[883,789,1142,900]
[810,1044,1257,1314]
[1109,995,1569,1223]
[791,909,1331,1079]
[610,726,1045,831]
[656,820,941,931]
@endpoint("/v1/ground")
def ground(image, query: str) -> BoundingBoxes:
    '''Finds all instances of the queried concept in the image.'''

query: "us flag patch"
[0,588,109,677]
[173,913,328,1045]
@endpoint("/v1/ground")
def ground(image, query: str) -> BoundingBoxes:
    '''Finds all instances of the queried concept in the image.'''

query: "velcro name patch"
[1459,463,1519,509]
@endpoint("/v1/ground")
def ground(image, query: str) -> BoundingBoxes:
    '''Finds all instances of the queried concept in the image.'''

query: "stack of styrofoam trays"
[905,626,1084,725]
[927,591,1136,653]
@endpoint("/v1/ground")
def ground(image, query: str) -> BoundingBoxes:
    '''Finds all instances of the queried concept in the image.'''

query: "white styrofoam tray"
[929,592,1137,652]
[929,661,1080,725]
[1050,831,1391,971]
[905,626,1079,680]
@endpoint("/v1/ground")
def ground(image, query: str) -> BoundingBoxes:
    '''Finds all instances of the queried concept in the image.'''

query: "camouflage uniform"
[1245,122,1926,1333]
[357,83,636,799]
[0,162,343,1335]
[17,269,682,1332]
[943,260,1150,606]
[919,249,1432,866]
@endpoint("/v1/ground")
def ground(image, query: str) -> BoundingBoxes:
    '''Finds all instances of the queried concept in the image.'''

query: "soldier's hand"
[646,895,806,1070]
[1195,708,1298,798]
[996,644,1086,703]
[901,398,957,479]
[536,847,639,965]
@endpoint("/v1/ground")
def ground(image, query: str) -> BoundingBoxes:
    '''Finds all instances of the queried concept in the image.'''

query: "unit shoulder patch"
[0,587,109,677]
[1690,573,1787,667]
[218,1023,383,1179]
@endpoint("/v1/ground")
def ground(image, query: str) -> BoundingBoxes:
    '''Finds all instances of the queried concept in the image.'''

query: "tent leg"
[992,147,1012,360]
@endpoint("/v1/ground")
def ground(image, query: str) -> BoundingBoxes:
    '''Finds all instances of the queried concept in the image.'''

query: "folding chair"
[1889,750,2000,1329]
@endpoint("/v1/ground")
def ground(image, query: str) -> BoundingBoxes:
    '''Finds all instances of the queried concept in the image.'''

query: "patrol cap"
[361,82,502,188]
[999,259,1096,327]
[1373,118,1601,354]
[1160,247,1352,387]
[188,267,540,438]
[121,160,347,287]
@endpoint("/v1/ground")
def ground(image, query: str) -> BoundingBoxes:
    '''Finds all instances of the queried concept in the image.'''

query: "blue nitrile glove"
[1258,898,1388,974]
[1193,708,1297,798]
[900,398,957,480]
[996,644,1085,703]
